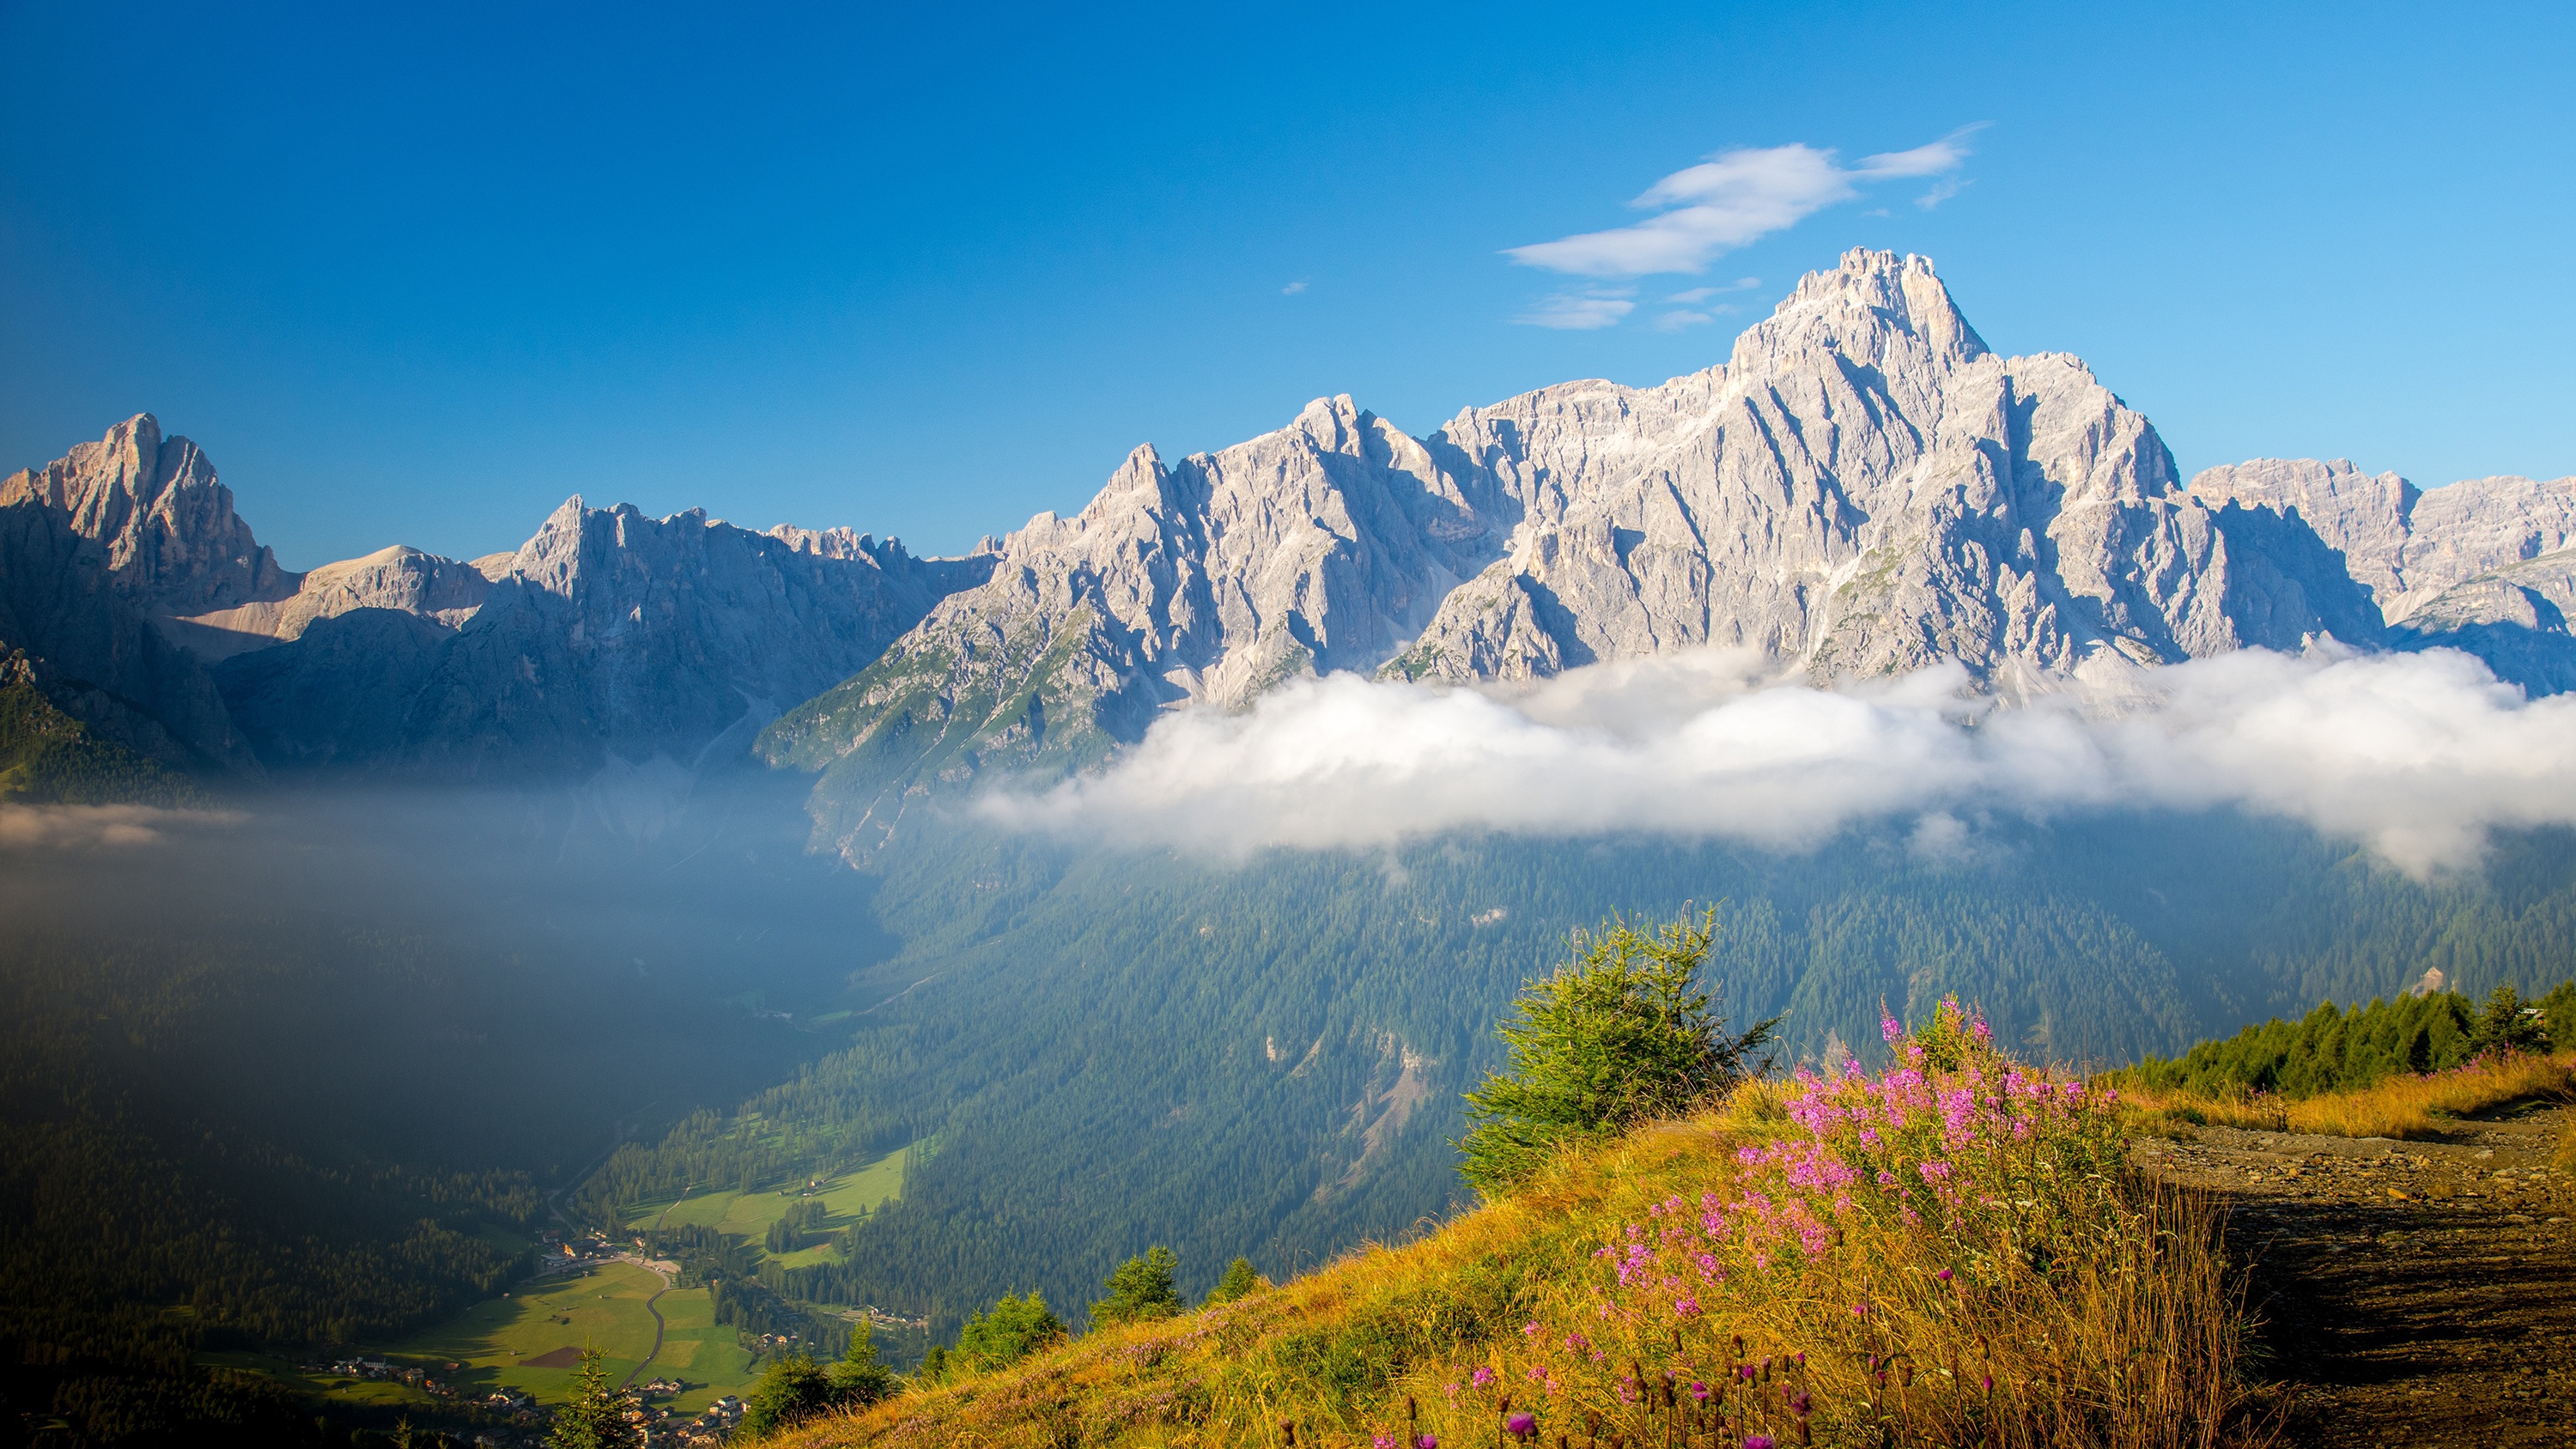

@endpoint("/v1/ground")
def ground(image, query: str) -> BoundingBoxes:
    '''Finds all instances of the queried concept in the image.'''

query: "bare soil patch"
[2134,1097,2574,1446]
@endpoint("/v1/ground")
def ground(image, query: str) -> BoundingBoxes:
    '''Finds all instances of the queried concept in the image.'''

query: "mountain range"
[7,249,2573,822]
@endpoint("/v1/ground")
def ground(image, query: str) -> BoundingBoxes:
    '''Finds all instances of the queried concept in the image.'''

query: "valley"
[6,249,2576,1447]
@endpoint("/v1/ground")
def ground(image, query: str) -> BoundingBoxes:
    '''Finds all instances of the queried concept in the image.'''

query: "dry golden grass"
[2119,1052,2574,1141]
[774,1051,2270,1449]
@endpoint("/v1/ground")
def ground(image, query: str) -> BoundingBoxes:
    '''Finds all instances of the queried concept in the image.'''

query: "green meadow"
[625,1141,909,1268]
[342,1260,759,1414]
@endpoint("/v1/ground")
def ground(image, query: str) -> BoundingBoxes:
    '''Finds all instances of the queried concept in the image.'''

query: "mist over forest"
[14,753,2576,1379]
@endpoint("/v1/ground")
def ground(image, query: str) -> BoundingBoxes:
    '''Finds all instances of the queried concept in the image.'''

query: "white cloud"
[1663,278,1759,305]
[1651,308,1722,331]
[976,646,2576,877]
[1915,177,1968,210]
[1281,280,1309,294]
[1516,289,1636,330]
[0,803,244,851]
[1504,130,1981,278]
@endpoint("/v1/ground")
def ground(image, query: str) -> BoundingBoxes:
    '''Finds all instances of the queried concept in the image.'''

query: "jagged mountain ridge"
[758,250,2492,858]
[3,419,993,781]
[9,249,2572,802]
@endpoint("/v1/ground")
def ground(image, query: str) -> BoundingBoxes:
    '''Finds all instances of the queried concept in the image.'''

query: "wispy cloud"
[1516,288,1636,330]
[1504,130,1982,278]
[1281,280,1309,295]
[1664,277,1760,305]
[1650,308,1724,331]
[0,803,243,851]
[979,646,2576,878]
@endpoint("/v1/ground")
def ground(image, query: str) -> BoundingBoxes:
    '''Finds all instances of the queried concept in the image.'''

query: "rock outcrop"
[2190,460,2576,692]
[1392,252,2379,691]
[17,254,2574,805]
[168,545,507,660]
[756,405,1508,850]
[4,416,984,781]
[1,413,291,618]
[220,499,992,778]
[2189,459,2576,618]
[0,498,255,770]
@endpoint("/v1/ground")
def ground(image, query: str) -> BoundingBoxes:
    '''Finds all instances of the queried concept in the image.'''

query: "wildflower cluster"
[1481,1000,2148,1446]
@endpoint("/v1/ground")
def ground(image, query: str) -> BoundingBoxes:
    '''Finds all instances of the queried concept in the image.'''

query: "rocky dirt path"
[2133,1097,2574,1446]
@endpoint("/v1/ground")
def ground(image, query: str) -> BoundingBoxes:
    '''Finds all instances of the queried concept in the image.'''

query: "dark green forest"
[2114,979,2576,1098]
[9,775,2576,1443]
[0,653,204,809]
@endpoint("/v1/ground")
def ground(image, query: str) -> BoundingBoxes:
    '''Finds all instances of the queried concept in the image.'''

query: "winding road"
[614,1185,692,1391]
[617,1259,676,1391]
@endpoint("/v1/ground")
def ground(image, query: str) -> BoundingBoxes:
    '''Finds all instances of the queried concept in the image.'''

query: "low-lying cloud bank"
[0,803,245,851]
[976,647,2576,876]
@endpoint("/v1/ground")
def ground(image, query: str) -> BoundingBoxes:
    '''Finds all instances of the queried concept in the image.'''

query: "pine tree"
[829,1321,898,1407]
[1090,1247,1182,1326]
[544,1349,637,1449]
[1458,910,1776,1191]
[1204,1256,1261,1307]
[743,1350,833,1436]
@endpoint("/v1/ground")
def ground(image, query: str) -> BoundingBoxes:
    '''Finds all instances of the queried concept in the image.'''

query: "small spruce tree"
[742,1350,832,1437]
[829,1322,897,1408]
[1090,1246,1182,1326]
[1458,909,1775,1191]
[544,1348,638,1449]
[2471,985,2550,1056]
[1204,1256,1261,1307]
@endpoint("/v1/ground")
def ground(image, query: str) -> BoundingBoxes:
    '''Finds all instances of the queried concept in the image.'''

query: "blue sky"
[3,1,2571,568]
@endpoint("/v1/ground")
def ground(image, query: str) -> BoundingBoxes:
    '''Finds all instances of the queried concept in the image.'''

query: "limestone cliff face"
[2189,460,2576,691]
[171,545,505,660]
[1393,251,2379,692]
[4,416,982,780]
[761,251,2393,858]
[1,413,292,618]
[219,499,990,778]
[18,253,2576,802]
[756,403,1508,852]
[2189,459,2576,616]
[0,498,254,770]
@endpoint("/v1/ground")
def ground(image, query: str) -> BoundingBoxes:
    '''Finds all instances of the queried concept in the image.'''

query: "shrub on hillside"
[744,1325,902,1438]
[1204,1257,1262,1307]
[1458,910,1776,1190]
[1091,1246,1182,1326]
[920,1291,1066,1383]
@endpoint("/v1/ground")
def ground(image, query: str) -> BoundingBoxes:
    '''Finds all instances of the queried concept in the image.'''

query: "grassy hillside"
[767,1006,2266,1449]
[570,813,2576,1356]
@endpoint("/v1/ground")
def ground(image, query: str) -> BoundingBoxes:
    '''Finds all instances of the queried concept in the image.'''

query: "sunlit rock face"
[1392,250,2383,693]
[2,412,291,618]
[15,252,2575,803]
[761,250,2403,855]
[3,416,989,781]
[2190,459,2576,692]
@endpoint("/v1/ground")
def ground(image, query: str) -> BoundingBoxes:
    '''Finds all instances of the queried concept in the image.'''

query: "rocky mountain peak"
[1,412,291,615]
[1737,248,1990,377]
